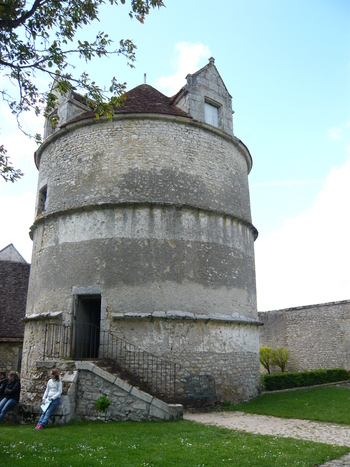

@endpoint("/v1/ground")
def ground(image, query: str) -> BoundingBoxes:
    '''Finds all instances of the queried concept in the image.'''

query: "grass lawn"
[0,419,349,467]
[225,386,350,424]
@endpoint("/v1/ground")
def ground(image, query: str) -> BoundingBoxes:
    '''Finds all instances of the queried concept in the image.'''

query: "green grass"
[0,419,349,467]
[225,386,350,424]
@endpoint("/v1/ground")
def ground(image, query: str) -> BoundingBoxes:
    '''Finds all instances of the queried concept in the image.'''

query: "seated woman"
[35,368,62,430]
[0,371,21,422]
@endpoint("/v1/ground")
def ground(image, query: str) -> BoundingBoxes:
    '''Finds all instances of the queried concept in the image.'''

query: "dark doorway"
[74,295,101,359]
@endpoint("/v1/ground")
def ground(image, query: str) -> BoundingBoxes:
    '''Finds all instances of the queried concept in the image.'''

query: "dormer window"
[204,99,220,128]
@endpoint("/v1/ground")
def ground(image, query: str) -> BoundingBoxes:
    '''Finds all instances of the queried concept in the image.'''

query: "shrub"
[263,368,349,391]
[95,395,111,413]
[271,347,289,372]
[260,346,273,374]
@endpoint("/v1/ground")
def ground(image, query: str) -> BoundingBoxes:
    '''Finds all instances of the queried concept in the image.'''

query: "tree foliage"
[259,346,272,374]
[0,0,164,181]
[0,144,23,181]
[271,347,289,373]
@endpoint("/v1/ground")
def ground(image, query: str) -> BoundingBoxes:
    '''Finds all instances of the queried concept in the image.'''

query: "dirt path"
[184,411,350,447]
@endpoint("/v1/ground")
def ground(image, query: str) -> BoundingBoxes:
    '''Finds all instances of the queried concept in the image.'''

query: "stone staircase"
[11,360,183,426]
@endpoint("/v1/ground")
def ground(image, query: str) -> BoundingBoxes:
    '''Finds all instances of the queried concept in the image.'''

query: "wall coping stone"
[112,311,261,326]
[91,365,116,384]
[75,361,95,372]
[22,311,62,322]
[131,386,153,404]
[259,299,350,315]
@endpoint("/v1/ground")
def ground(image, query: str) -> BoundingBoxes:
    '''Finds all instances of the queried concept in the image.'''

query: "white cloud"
[255,158,350,311]
[0,192,35,263]
[155,42,211,96]
[0,102,40,263]
[327,127,342,140]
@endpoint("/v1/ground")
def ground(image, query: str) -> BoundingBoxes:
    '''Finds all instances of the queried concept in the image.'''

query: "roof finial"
[209,57,215,65]
[144,73,146,84]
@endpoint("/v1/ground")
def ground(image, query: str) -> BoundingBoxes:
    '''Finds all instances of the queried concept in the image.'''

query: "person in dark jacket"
[0,372,8,401]
[0,371,21,422]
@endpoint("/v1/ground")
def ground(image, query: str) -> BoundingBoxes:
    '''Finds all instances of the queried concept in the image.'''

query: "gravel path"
[184,411,350,466]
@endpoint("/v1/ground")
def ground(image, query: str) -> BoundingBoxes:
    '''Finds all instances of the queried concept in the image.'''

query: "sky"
[1,0,349,312]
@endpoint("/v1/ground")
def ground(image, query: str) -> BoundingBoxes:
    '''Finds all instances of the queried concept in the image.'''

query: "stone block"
[75,361,94,372]
[92,366,116,384]
[130,386,153,404]
[168,404,183,419]
[149,397,169,412]
[149,404,167,420]
[114,377,132,393]
[62,370,78,383]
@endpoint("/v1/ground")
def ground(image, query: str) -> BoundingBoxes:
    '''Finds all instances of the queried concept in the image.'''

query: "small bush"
[95,395,111,413]
[263,368,349,391]
[271,347,289,372]
[259,346,273,374]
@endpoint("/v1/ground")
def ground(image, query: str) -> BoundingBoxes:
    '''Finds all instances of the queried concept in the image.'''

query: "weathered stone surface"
[92,365,116,383]
[22,60,260,405]
[259,300,350,373]
[114,377,132,393]
[130,387,153,404]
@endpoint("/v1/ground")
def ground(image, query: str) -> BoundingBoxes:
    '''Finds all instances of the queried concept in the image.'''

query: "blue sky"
[1,0,349,311]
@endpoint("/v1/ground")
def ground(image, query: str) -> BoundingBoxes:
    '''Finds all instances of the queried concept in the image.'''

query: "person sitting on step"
[35,368,62,430]
[0,371,21,422]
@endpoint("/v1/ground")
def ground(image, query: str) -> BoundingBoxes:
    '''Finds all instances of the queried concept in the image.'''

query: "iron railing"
[43,323,180,403]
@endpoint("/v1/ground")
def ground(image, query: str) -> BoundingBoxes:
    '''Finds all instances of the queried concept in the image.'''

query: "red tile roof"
[62,84,191,127]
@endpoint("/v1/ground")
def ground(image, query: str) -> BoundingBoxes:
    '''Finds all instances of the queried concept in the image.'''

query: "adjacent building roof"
[0,246,29,340]
[0,244,27,264]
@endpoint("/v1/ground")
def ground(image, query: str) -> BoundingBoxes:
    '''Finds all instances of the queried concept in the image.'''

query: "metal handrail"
[43,322,180,403]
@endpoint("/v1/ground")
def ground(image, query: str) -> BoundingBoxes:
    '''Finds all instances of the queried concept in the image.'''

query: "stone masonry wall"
[112,318,260,403]
[21,318,260,405]
[259,300,350,372]
[34,117,253,223]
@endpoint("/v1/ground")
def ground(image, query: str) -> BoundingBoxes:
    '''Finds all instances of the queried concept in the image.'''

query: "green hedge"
[263,368,349,391]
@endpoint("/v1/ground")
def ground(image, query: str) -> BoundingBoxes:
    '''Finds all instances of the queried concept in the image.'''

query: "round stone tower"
[22,58,260,402]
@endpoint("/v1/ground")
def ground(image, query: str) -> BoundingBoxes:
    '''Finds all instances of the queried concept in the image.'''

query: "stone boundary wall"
[259,300,350,373]
[7,361,182,425]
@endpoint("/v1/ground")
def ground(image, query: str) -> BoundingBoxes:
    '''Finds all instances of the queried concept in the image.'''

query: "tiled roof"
[0,261,30,339]
[62,84,191,127]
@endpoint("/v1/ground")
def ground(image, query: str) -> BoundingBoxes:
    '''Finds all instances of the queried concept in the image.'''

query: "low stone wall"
[259,300,350,373]
[7,360,182,425]
[75,362,182,422]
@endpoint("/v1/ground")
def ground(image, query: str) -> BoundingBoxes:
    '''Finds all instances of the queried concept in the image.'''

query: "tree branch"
[0,0,47,30]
